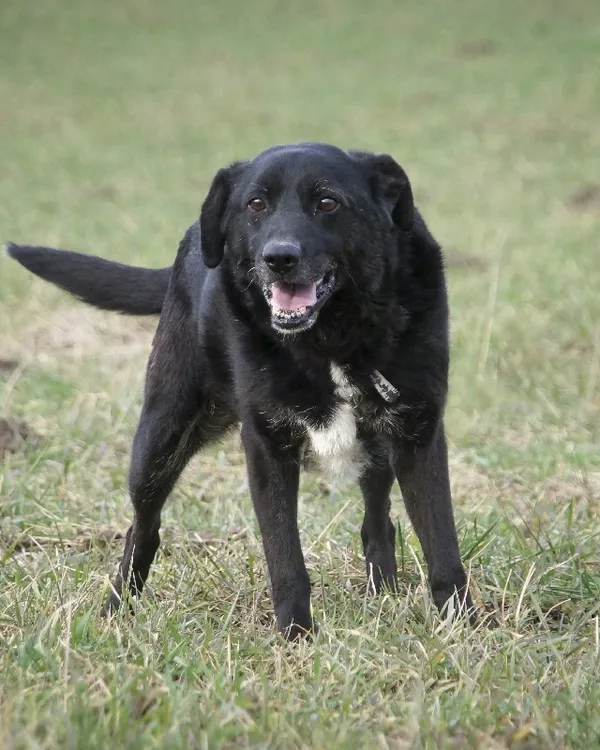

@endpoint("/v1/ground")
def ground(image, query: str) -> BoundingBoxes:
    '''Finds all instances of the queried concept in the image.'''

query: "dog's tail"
[6,243,170,315]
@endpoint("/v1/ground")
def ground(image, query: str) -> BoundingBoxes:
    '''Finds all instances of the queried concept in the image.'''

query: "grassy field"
[1,0,599,747]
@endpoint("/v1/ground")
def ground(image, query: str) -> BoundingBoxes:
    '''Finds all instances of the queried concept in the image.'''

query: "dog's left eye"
[316,197,339,213]
[248,198,267,212]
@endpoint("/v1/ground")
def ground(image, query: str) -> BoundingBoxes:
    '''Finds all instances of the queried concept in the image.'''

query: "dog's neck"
[283,296,408,376]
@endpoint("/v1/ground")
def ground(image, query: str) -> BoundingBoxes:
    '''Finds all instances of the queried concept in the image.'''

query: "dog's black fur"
[7,142,474,637]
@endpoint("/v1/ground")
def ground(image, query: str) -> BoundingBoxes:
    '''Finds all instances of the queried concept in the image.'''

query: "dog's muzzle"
[262,269,337,333]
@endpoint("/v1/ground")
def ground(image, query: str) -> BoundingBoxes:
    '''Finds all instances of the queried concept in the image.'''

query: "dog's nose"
[262,242,301,275]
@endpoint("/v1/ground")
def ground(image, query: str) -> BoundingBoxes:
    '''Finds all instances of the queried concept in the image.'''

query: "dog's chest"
[304,364,367,481]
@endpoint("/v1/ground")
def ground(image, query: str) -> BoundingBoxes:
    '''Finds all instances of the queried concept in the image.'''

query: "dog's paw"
[275,601,313,640]
[365,559,398,596]
[100,593,121,618]
[363,542,398,595]
[432,578,477,624]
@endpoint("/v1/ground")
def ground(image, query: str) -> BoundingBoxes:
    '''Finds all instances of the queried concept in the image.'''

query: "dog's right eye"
[248,198,267,212]
[316,197,339,213]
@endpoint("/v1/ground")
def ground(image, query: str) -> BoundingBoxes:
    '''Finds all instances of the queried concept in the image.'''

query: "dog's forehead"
[245,143,364,189]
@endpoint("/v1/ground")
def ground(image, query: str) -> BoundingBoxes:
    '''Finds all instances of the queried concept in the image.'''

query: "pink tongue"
[271,282,317,311]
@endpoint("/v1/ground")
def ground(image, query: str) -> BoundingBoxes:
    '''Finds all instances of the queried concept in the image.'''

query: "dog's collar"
[371,370,400,403]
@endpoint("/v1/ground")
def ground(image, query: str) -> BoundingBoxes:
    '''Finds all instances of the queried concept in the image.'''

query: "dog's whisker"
[346,270,360,292]
[239,265,259,293]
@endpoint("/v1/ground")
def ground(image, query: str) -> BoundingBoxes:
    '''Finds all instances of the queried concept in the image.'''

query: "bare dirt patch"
[0,305,156,382]
[565,183,600,212]
[0,416,37,455]
[0,358,19,374]
[445,250,490,271]
[456,39,498,59]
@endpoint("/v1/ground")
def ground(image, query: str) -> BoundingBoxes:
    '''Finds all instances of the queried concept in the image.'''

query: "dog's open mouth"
[264,270,336,332]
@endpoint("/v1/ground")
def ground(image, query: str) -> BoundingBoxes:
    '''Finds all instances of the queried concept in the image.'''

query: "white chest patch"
[305,364,366,482]
[330,363,360,400]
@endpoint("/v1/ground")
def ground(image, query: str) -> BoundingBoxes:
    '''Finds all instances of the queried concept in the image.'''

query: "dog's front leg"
[394,419,475,620]
[241,416,311,639]
[360,438,397,594]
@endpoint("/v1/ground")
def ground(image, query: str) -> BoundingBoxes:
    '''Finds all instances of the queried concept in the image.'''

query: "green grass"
[1,0,599,746]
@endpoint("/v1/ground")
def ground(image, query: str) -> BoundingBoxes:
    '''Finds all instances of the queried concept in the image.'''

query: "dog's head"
[199,143,414,335]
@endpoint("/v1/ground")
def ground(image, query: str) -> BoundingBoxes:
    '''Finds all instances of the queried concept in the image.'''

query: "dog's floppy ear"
[351,151,414,231]
[199,161,246,268]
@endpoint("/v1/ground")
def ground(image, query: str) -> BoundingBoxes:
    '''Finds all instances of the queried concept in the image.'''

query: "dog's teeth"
[272,305,313,326]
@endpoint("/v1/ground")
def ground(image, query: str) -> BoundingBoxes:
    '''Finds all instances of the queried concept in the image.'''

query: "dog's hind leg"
[102,302,229,615]
[103,402,201,615]
[359,440,397,594]
[394,420,475,620]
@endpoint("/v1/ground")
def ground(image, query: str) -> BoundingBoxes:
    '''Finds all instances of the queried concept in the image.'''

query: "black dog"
[7,142,474,637]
